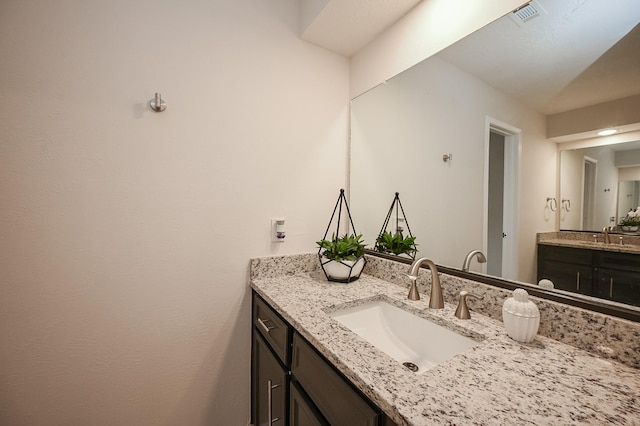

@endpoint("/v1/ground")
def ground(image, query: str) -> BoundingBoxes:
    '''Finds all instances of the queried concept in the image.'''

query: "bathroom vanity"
[252,293,397,426]
[537,232,640,307]
[250,254,640,426]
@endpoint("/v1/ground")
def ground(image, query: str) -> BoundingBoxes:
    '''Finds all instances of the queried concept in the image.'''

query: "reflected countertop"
[538,231,640,254]
[250,255,640,426]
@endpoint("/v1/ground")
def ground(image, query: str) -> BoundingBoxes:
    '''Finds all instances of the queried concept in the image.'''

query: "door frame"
[484,116,521,280]
[581,156,597,230]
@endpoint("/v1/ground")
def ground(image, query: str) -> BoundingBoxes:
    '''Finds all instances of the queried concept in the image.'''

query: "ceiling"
[438,0,640,115]
[300,0,422,57]
[303,0,640,116]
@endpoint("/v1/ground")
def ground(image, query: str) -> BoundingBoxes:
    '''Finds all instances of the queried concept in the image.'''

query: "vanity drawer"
[291,333,379,426]
[538,244,594,265]
[253,294,291,366]
[596,251,640,273]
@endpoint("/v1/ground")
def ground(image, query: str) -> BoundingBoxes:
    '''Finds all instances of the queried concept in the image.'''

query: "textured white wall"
[0,0,348,424]
[351,55,556,284]
[559,150,585,230]
[560,146,620,230]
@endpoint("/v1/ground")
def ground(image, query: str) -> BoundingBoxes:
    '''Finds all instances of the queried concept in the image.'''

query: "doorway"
[582,157,596,230]
[485,118,520,280]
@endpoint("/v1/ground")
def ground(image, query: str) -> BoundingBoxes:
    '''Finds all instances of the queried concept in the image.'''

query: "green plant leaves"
[375,231,417,255]
[317,233,366,262]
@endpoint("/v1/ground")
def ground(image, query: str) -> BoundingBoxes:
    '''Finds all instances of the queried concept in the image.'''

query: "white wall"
[619,166,640,181]
[618,180,639,220]
[0,1,349,424]
[559,150,585,229]
[351,55,555,284]
[560,146,620,230]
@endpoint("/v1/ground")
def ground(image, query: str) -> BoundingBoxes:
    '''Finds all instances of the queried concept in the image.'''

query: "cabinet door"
[594,268,640,307]
[252,330,288,426]
[290,381,328,426]
[538,260,593,295]
[292,333,379,426]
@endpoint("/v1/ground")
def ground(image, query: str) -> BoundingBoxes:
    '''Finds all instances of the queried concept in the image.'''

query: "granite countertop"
[251,269,640,425]
[537,231,640,254]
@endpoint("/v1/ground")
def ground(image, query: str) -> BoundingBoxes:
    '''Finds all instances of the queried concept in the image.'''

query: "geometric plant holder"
[373,192,417,260]
[317,189,366,283]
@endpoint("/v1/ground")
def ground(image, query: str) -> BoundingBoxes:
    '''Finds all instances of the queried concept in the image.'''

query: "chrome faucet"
[602,226,611,244]
[462,249,487,272]
[406,257,444,308]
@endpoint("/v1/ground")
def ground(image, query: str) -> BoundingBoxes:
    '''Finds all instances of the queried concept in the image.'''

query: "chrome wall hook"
[150,92,166,112]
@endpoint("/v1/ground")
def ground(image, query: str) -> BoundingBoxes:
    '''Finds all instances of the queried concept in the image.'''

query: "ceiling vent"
[509,0,547,26]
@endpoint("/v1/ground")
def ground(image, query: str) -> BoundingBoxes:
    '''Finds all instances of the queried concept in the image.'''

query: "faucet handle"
[455,291,483,320]
[404,273,420,301]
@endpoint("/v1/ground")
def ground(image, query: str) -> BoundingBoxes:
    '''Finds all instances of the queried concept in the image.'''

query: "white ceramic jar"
[502,288,540,343]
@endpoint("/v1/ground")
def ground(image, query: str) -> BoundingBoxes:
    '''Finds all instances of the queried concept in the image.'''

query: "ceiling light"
[597,129,617,136]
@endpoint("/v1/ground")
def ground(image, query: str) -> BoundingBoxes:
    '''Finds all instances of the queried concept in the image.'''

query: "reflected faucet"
[462,250,487,272]
[406,257,444,308]
[602,226,611,244]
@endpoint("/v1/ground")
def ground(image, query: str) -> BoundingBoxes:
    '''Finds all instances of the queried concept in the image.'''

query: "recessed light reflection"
[597,129,617,136]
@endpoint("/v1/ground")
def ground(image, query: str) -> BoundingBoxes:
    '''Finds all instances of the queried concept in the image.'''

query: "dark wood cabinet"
[290,381,328,426]
[252,330,289,426]
[253,295,292,366]
[251,292,398,426]
[537,245,593,295]
[291,333,379,426]
[252,293,292,426]
[594,268,640,306]
[537,244,640,307]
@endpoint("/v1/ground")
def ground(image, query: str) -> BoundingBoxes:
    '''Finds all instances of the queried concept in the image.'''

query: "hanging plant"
[317,189,367,283]
[373,192,417,259]
[375,231,417,256]
[317,233,366,262]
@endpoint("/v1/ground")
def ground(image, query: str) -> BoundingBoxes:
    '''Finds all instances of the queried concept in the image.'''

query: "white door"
[581,157,597,230]
[485,118,520,280]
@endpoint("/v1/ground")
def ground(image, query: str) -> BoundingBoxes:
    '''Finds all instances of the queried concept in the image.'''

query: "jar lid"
[502,288,540,319]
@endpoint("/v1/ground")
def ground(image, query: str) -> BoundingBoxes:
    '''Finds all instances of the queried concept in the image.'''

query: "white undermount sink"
[329,300,479,374]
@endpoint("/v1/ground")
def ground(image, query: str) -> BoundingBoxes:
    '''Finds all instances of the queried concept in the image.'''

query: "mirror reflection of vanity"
[560,141,640,231]
[350,0,640,318]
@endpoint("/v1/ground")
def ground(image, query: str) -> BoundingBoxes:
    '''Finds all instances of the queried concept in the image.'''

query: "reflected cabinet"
[537,244,640,307]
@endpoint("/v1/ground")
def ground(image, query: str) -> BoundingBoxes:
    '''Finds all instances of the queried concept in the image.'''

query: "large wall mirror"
[350,0,640,320]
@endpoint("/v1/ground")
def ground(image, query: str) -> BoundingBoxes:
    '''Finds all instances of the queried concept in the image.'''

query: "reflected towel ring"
[546,197,557,212]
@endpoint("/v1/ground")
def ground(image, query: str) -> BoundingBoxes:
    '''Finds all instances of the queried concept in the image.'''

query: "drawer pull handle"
[257,318,275,334]
[576,272,580,291]
[609,278,614,298]
[267,380,280,425]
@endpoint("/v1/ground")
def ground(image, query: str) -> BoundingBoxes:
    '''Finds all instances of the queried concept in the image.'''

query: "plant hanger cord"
[321,189,358,240]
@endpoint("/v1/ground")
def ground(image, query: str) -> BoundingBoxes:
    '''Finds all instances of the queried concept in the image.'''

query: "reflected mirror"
[350,0,640,317]
[560,141,640,231]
